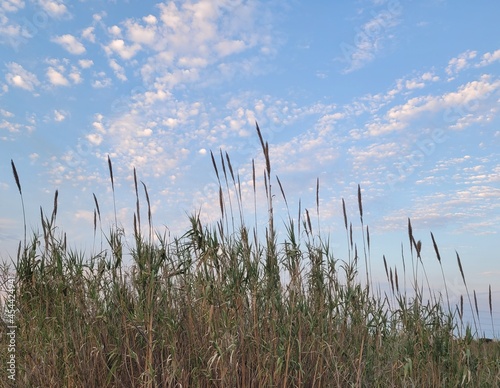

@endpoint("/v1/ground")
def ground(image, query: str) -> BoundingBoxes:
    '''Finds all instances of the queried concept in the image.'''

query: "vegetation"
[1,124,499,387]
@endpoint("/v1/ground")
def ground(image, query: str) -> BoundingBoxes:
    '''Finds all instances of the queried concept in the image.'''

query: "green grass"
[1,123,499,387]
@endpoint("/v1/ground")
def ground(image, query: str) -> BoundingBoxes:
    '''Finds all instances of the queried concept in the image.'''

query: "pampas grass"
[2,123,499,387]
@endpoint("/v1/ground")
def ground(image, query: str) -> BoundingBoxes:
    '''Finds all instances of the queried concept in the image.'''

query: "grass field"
[1,124,499,387]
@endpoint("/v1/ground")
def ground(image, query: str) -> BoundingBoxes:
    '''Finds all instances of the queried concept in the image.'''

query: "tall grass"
[1,123,499,387]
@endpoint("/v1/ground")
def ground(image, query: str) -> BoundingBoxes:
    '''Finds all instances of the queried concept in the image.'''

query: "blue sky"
[1,1,499,336]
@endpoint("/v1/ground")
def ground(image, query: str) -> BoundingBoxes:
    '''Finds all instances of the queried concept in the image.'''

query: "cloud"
[74,210,95,223]
[0,5,26,48]
[86,133,103,145]
[143,14,157,24]
[445,50,477,77]
[350,142,399,165]
[38,0,69,19]
[215,40,246,57]
[1,0,25,12]
[125,0,276,89]
[47,66,69,86]
[477,49,500,67]
[5,62,40,91]
[105,39,141,60]
[178,56,208,68]
[69,67,82,84]
[379,183,500,233]
[0,119,22,133]
[125,20,156,44]
[92,72,112,88]
[443,49,500,79]
[54,109,66,121]
[405,80,424,90]
[108,25,122,36]
[92,114,105,133]
[366,75,500,135]
[78,59,94,69]
[52,34,86,54]
[108,59,127,81]
[341,7,402,73]
[421,72,439,81]
[0,109,14,117]
[0,0,31,47]
[81,26,95,43]
[449,110,497,130]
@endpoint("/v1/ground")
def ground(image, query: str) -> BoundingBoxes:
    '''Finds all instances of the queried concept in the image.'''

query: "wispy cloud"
[109,59,127,81]
[446,50,477,78]
[366,74,500,135]
[341,5,402,73]
[91,72,112,88]
[0,0,31,47]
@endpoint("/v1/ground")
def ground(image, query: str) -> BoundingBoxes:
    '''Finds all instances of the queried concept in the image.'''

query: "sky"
[0,1,499,336]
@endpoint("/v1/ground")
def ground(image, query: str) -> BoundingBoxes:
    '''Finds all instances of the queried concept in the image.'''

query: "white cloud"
[92,115,105,133]
[215,40,246,57]
[405,80,424,90]
[367,75,500,135]
[350,142,399,164]
[5,62,40,91]
[477,49,500,67]
[109,59,127,81]
[92,72,112,88]
[92,12,105,22]
[446,50,477,77]
[69,68,82,84]
[81,26,95,43]
[152,67,200,90]
[125,20,156,44]
[0,119,21,133]
[131,0,275,88]
[2,0,25,12]
[142,88,171,105]
[178,56,208,68]
[449,110,497,130]
[0,23,28,47]
[105,39,141,60]
[143,14,157,24]
[421,72,439,82]
[341,8,402,73]
[0,109,14,117]
[74,210,94,222]
[54,109,66,121]
[108,25,122,36]
[78,59,94,69]
[47,67,69,86]
[52,34,86,54]
[0,0,28,45]
[137,128,153,137]
[38,0,69,18]
[86,133,103,145]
